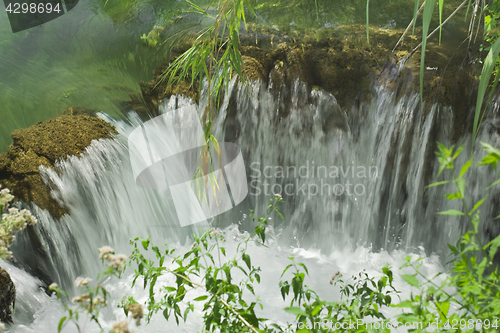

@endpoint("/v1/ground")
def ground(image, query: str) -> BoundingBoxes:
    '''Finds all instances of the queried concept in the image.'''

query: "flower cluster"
[125,303,144,326]
[329,271,342,285]
[74,276,92,287]
[71,292,107,307]
[98,246,128,271]
[70,275,107,313]
[111,319,132,333]
[0,186,37,260]
[0,188,13,208]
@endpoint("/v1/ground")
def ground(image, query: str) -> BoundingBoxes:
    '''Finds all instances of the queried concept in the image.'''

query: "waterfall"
[3,79,499,332]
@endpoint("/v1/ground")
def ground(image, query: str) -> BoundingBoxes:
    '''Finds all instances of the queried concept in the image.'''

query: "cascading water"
[2,77,499,332]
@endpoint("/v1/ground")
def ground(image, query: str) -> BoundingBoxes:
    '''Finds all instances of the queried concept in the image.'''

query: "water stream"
[3,77,500,331]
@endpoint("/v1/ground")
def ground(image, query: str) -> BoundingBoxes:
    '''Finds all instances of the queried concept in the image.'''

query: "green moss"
[0,114,118,219]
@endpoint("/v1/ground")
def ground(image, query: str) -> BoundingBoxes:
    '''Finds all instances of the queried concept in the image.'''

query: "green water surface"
[0,0,468,152]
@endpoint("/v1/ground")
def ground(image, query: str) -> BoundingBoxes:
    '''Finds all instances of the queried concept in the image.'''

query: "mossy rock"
[0,115,118,219]
[0,266,15,324]
[124,22,479,136]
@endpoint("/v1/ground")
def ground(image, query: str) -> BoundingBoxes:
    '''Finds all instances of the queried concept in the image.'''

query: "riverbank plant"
[0,186,37,260]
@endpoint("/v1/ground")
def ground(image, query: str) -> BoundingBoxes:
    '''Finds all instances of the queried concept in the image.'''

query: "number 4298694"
[6,2,61,14]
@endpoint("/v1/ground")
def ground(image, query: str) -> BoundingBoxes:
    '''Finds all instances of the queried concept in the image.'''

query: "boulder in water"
[0,266,15,323]
[0,114,118,219]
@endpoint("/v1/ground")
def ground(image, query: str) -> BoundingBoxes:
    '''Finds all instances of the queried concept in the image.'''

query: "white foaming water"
[2,229,447,333]
[3,80,499,331]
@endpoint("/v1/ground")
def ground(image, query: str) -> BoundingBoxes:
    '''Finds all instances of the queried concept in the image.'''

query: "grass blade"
[438,0,444,44]
[419,0,437,106]
[366,0,370,45]
[472,36,500,147]
[412,0,422,36]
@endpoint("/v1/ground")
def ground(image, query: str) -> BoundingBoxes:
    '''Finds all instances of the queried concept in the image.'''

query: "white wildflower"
[125,303,144,326]
[93,296,106,304]
[98,246,114,259]
[48,282,58,290]
[107,254,125,271]
[7,207,18,215]
[114,254,128,261]
[0,188,14,208]
[111,319,132,333]
[74,276,92,287]
[0,188,36,260]
[0,247,12,260]
[274,193,282,199]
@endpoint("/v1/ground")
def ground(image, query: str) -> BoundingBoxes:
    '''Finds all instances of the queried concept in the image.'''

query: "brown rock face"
[0,266,15,323]
[0,115,118,218]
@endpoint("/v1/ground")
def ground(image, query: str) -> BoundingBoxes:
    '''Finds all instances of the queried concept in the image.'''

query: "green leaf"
[194,295,209,301]
[311,305,322,316]
[477,257,488,280]
[437,209,464,216]
[419,0,437,106]
[473,38,500,146]
[456,177,465,197]
[242,253,251,270]
[426,180,449,188]
[437,301,450,317]
[471,211,480,232]
[488,234,500,259]
[486,178,500,190]
[185,0,210,17]
[438,0,444,44]
[445,192,462,200]
[459,158,472,178]
[411,0,420,36]
[452,146,464,160]
[470,196,487,214]
[401,274,419,287]
[280,264,293,278]
[284,307,307,316]
[297,263,309,275]
[480,142,500,157]
[246,283,255,295]
[58,316,67,332]
[448,244,458,254]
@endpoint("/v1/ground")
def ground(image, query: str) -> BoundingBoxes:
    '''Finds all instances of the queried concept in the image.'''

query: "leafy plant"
[49,246,130,333]
[397,141,500,332]
[121,195,285,332]
[158,0,254,119]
